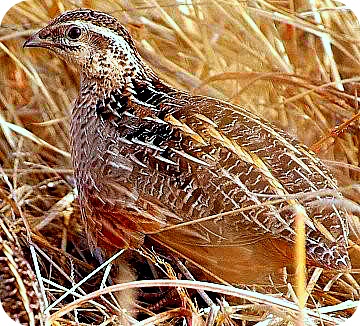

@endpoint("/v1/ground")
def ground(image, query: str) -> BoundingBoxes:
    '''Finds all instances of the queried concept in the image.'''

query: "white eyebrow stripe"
[86,22,135,54]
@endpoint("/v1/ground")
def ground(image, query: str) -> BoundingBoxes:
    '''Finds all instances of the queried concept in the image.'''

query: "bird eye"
[67,26,82,40]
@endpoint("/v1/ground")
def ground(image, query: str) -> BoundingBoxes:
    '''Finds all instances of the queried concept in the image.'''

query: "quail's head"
[24,9,147,83]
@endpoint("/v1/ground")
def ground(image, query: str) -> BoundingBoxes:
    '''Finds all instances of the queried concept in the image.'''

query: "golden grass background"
[0,0,360,324]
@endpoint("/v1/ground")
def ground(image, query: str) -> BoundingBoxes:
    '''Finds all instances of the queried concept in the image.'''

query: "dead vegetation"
[0,0,360,325]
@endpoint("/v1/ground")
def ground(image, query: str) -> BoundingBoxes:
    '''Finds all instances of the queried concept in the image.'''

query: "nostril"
[38,29,51,39]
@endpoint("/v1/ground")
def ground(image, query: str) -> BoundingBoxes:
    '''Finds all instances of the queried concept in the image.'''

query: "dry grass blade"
[0,119,70,158]
[47,279,345,324]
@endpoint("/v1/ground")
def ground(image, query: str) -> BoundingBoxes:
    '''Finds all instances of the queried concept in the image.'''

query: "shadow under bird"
[24,9,351,284]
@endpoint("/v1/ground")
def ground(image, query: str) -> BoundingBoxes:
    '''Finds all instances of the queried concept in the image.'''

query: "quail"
[24,9,351,284]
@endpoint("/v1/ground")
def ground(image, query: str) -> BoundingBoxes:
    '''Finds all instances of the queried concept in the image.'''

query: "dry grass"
[0,0,360,325]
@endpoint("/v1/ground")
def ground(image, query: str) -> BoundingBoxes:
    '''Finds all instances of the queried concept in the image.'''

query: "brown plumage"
[24,9,351,284]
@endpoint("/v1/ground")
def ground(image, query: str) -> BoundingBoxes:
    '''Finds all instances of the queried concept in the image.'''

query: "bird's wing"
[80,92,349,269]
